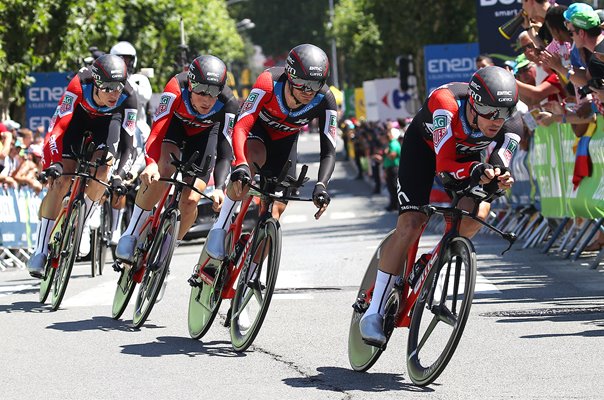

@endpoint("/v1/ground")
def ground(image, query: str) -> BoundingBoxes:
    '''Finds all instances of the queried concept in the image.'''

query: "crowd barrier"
[487,117,604,269]
[0,187,42,270]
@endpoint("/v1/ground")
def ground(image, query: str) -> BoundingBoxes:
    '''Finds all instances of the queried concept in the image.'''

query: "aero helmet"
[110,41,137,73]
[467,66,518,120]
[187,55,227,97]
[90,54,128,92]
[285,44,329,92]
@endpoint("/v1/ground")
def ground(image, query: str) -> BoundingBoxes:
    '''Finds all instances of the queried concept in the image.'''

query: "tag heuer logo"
[433,115,447,129]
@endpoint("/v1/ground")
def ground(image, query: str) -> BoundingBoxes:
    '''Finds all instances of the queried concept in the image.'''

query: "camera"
[578,78,604,98]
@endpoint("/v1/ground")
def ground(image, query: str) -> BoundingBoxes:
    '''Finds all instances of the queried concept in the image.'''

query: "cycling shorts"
[62,107,111,159]
[162,117,217,183]
[247,122,297,180]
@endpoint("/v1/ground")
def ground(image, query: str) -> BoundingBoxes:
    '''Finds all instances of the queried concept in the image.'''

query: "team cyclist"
[27,54,138,278]
[205,43,338,260]
[359,66,523,346]
[115,55,238,263]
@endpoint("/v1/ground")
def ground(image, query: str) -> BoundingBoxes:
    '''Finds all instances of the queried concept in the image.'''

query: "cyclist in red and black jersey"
[205,43,338,260]
[115,55,238,263]
[28,54,137,278]
[359,66,523,347]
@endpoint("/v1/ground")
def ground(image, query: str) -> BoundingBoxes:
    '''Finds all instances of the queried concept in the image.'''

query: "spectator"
[18,128,33,150]
[475,54,494,70]
[522,0,554,48]
[0,122,12,171]
[13,144,44,193]
[383,125,401,211]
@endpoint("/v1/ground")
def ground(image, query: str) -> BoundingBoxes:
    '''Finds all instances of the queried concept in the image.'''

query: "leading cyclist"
[359,66,523,347]
[204,43,338,260]
[27,54,137,278]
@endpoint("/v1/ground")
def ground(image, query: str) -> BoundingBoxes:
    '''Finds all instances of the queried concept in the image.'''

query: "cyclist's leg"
[110,194,126,245]
[458,198,491,238]
[206,127,267,259]
[359,127,433,345]
[118,119,183,244]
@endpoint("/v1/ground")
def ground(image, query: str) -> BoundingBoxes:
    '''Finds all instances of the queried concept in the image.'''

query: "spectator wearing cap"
[522,0,554,48]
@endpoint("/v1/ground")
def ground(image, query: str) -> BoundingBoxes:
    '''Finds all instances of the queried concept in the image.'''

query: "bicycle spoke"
[437,305,458,327]
[417,314,439,352]
[235,287,255,319]
[452,257,462,315]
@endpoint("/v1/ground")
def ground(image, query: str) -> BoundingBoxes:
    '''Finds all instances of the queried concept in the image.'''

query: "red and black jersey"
[233,67,338,185]
[145,72,238,168]
[44,67,138,173]
[407,82,522,180]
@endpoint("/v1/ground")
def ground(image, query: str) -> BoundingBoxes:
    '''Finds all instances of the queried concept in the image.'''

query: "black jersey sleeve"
[487,113,522,169]
[316,90,338,186]
[213,88,238,190]
[114,128,135,178]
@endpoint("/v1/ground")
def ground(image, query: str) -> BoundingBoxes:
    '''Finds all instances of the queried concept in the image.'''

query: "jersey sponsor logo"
[259,111,298,132]
[322,110,338,148]
[241,92,259,114]
[502,135,519,164]
[123,108,137,136]
[431,114,449,148]
[48,134,59,156]
[154,92,177,121]
[456,141,492,153]
[58,91,77,117]
[224,113,235,145]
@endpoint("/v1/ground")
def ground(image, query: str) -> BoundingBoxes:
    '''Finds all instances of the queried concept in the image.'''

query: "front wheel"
[406,237,477,386]
[50,200,85,311]
[348,230,395,372]
[131,209,179,328]
[230,218,281,352]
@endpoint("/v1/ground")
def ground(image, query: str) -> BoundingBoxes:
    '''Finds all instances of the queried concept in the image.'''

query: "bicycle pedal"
[361,338,387,351]
[187,275,202,287]
[112,262,123,272]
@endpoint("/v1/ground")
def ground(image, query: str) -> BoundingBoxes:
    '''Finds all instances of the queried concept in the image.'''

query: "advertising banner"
[362,78,413,122]
[0,188,43,248]
[423,43,479,95]
[26,72,70,133]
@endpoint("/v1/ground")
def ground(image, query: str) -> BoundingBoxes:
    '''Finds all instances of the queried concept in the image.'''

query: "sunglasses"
[189,81,222,98]
[288,76,325,93]
[471,101,515,120]
[97,81,125,93]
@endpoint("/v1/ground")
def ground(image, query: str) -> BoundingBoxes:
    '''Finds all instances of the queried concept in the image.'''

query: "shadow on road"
[46,316,155,332]
[0,301,50,313]
[282,366,433,393]
[120,336,246,358]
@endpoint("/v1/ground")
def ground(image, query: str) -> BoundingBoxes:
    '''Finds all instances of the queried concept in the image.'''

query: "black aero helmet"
[90,54,128,92]
[467,66,518,120]
[188,55,227,98]
[286,43,329,92]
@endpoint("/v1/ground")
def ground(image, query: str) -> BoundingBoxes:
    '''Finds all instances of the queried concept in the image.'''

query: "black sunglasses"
[97,81,125,93]
[189,81,222,98]
[288,76,325,93]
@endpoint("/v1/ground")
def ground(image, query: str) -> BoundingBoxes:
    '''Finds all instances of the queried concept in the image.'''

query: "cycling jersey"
[43,67,138,178]
[397,82,522,213]
[233,67,338,184]
[409,82,521,180]
[145,72,238,189]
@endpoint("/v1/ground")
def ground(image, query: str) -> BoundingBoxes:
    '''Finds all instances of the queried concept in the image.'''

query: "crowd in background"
[0,121,46,193]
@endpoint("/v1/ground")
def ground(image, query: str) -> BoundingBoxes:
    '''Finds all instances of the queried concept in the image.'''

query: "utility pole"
[328,0,339,88]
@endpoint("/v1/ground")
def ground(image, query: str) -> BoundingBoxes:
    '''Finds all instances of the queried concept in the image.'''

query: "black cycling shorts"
[397,127,482,214]
[163,117,217,183]
[247,122,297,179]
[62,107,111,159]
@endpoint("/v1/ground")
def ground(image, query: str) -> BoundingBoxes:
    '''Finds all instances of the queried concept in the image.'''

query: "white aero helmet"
[110,41,137,72]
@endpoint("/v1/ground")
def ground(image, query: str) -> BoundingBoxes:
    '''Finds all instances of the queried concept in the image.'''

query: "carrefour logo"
[427,58,474,74]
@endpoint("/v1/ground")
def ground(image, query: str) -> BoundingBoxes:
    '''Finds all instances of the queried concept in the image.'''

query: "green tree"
[230,0,330,59]
[332,0,477,96]
[0,0,245,122]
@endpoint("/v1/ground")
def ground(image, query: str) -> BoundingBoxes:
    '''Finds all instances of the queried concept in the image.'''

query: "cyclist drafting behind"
[27,54,138,278]
[108,40,153,245]
[115,54,238,263]
[205,43,338,260]
[359,66,523,347]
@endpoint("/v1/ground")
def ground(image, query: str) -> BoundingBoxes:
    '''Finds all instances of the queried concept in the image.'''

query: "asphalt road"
[1,133,604,399]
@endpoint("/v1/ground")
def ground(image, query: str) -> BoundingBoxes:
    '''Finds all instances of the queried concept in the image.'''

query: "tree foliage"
[230,0,330,60]
[332,0,478,93]
[0,0,245,119]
